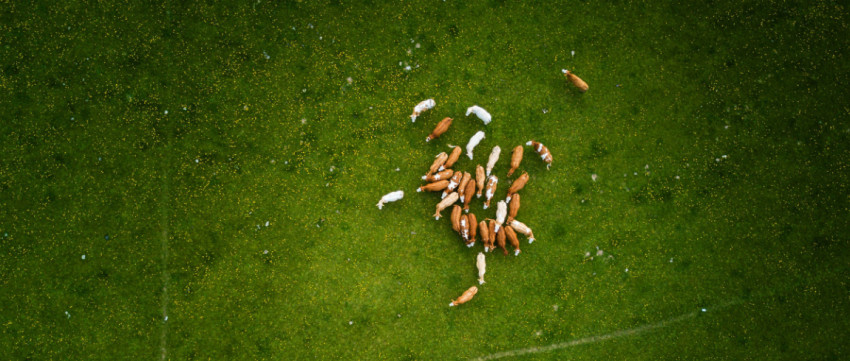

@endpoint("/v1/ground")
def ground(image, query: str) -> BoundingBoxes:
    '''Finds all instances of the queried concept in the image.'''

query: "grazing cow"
[466,131,486,160]
[505,226,521,256]
[467,213,478,247]
[449,286,478,307]
[441,145,463,170]
[459,214,471,243]
[465,105,492,125]
[494,201,507,234]
[507,193,520,223]
[478,220,490,252]
[526,140,553,170]
[508,145,523,177]
[475,165,486,198]
[410,98,435,122]
[483,176,498,209]
[562,69,589,92]
[434,192,459,220]
[505,172,529,203]
[510,219,536,243]
[441,171,464,199]
[417,180,449,193]
[476,252,486,284]
[426,117,453,142]
[462,180,475,213]
[496,226,508,255]
[457,172,472,203]
[422,169,454,182]
[426,152,448,177]
[488,219,498,253]
[376,190,404,210]
[451,205,462,232]
[486,146,501,177]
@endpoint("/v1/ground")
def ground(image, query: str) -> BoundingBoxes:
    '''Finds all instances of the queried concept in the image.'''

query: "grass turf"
[1,0,848,359]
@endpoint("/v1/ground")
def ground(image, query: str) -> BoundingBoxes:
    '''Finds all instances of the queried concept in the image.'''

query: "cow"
[462,180,475,213]
[376,190,404,210]
[465,105,492,125]
[457,172,472,203]
[486,145,501,177]
[505,172,529,203]
[441,171,464,199]
[476,252,486,284]
[562,69,589,92]
[507,193,520,223]
[466,131,486,160]
[449,286,478,307]
[451,205,462,232]
[441,145,462,170]
[459,214,471,243]
[417,180,449,193]
[494,201,507,234]
[496,226,508,255]
[508,145,523,177]
[410,98,435,122]
[467,213,478,247]
[479,220,491,252]
[434,192,459,220]
[488,219,498,253]
[475,165,486,198]
[426,117,453,142]
[505,226,521,256]
[422,169,454,182]
[483,175,498,209]
[425,152,448,178]
[526,140,552,170]
[510,219,536,243]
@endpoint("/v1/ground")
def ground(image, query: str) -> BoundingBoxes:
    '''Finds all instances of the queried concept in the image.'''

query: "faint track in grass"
[158,151,171,361]
[471,299,741,361]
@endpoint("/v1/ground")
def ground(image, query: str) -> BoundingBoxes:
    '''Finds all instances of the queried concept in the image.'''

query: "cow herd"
[378,69,588,306]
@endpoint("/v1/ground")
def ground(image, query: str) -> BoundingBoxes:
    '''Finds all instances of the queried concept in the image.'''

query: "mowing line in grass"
[159,151,171,361]
[472,300,742,361]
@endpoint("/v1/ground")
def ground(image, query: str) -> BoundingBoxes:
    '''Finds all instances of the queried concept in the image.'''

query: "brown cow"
[475,165,486,198]
[462,180,475,213]
[507,193,520,223]
[457,172,472,203]
[508,145,523,177]
[449,286,478,307]
[422,169,454,182]
[505,226,521,256]
[426,117,452,142]
[442,146,462,170]
[459,214,471,243]
[441,171,464,199]
[496,226,508,255]
[426,152,448,177]
[562,69,589,92]
[505,172,529,203]
[417,180,449,193]
[479,220,490,252]
[467,213,478,247]
[526,141,552,170]
[451,205,462,232]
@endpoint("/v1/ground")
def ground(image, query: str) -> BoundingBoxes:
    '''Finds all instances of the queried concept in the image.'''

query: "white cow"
[466,131,486,160]
[410,99,435,122]
[486,146,501,177]
[376,190,404,210]
[476,252,487,284]
[466,105,492,125]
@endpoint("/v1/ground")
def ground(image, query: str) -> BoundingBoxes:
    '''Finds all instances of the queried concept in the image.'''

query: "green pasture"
[1,1,848,359]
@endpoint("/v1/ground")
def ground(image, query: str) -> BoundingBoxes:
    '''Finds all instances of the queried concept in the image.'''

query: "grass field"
[1,1,849,360]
